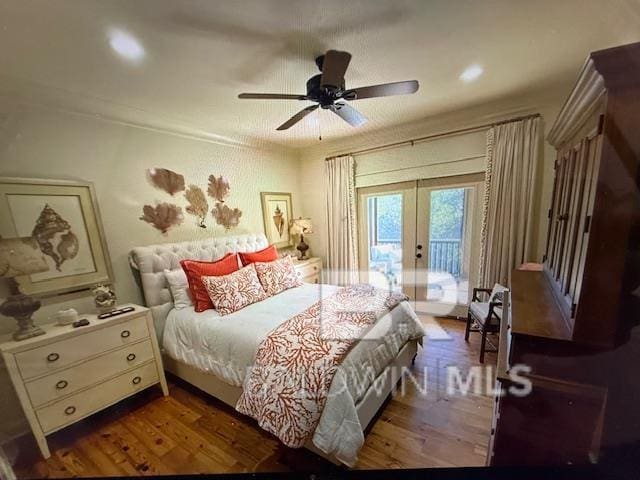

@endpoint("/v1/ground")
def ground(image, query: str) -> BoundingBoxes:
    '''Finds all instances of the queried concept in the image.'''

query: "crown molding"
[547,57,606,147]
[0,77,293,155]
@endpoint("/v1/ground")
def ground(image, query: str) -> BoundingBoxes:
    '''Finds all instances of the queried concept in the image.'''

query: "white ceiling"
[1,0,639,150]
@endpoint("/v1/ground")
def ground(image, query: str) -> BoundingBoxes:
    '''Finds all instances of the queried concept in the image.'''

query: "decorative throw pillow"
[201,264,268,316]
[164,268,192,309]
[254,256,302,297]
[180,253,240,312]
[239,244,278,266]
[489,283,508,303]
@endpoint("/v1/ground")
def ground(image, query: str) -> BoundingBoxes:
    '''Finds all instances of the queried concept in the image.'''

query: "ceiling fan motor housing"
[306,74,344,107]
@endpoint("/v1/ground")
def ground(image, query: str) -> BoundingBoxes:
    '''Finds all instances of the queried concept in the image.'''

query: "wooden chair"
[465,284,506,363]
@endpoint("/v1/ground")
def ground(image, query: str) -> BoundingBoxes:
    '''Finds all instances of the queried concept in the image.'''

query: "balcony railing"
[370,238,463,279]
[429,239,462,278]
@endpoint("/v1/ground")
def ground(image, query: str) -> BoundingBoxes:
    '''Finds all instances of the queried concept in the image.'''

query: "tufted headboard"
[129,233,268,340]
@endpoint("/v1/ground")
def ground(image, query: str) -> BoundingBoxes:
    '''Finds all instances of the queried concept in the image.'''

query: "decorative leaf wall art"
[211,203,242,230]
[147,168,185,196]
[207,175,230,203]
[140,202,184,234]
[184,185,209,228]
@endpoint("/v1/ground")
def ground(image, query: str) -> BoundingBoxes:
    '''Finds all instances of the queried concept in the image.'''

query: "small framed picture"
[260,192,293,249]
[0,177,114,296]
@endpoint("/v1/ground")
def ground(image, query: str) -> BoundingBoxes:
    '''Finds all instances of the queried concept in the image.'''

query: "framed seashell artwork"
[0,177,114,296]
[260,192,293,249]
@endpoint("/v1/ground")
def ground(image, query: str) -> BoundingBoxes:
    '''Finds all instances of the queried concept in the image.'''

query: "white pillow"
[164,268,193,309]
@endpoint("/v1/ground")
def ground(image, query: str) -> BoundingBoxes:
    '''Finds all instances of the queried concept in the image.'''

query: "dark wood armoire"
[487,42,640,466]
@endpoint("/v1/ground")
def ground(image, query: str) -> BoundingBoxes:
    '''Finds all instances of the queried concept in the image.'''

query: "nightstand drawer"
[296,261,321,279]
[25,339,154,408]
[302,273,320,284]
[15,315,149,380]
[36,361,159,434]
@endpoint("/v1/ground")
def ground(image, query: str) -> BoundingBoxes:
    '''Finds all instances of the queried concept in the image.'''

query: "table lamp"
[0,237,49,341]
[289,217,313,260]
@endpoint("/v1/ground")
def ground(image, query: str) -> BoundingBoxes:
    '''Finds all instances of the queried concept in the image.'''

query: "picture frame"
[260,192,293,249]
[0,177,114,296]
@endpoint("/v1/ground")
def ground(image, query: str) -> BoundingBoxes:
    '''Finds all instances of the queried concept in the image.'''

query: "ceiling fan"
[238,50,419,131]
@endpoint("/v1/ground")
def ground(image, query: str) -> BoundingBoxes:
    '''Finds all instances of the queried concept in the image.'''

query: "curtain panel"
[325,155,359,285]
[479,116,540,287]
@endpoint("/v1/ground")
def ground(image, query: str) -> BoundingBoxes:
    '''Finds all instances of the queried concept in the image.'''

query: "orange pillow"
[239,244,278,266]
[180,253,239,312]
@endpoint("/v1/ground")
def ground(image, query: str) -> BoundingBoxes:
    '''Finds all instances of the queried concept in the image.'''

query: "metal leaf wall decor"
[184,185,209,228]
[147,168,185,196]
[211,202,242,230]
[140,202,184,234]
[207,175,230,203]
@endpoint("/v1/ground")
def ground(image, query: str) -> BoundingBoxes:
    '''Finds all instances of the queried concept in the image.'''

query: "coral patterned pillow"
[239,244,278,266]
[201,264,268,316]
[254,256,303,297]
[180,253,240,312]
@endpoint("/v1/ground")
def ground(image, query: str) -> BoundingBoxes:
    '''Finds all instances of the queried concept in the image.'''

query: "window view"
[366,194,402,291]
[426,188,470,305]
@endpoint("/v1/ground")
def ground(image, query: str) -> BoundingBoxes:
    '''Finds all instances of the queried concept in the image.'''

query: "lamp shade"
[0,237,49,279]
[289,217,313,236]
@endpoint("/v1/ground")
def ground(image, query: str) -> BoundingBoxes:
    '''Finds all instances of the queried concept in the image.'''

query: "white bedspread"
[162,283,425,466]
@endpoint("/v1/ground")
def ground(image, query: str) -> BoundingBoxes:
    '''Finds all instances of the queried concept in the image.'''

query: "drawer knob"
[126,353,136,361]
[56,380,68,390]
[132,376,142,385]
[64,406,76,415]
[121,330,131,338]
[313,266,318,271]
[47,353,60,362]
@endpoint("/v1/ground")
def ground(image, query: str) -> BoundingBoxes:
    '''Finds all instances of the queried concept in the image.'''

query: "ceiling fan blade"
[329,102,367,127]
[238,93,308,100]
[342,80,419,100]
[276,105,319,130]
[320,50,352,88]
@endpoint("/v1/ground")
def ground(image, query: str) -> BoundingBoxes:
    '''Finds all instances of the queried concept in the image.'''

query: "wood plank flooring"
[12,317,497,477]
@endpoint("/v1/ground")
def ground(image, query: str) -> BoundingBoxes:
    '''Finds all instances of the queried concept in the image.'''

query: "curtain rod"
[325,112,541,161]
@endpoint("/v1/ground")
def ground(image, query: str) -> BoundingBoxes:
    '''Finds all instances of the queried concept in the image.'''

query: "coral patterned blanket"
[235,284,408,448]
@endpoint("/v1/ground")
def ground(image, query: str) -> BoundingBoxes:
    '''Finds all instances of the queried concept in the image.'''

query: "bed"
[129,233,425,466]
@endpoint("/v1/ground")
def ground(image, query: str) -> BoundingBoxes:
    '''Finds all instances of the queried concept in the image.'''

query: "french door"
[358,174,484,317]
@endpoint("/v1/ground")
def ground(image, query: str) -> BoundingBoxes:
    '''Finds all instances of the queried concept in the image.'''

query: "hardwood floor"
[12,317,497,477]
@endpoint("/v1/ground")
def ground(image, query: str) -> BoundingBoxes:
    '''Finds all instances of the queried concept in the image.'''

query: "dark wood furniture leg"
[464,310,472,341]
[480,322,488,364]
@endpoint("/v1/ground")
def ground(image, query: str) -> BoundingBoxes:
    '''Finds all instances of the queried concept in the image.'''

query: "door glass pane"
[426,187,471,305]
[366,194,402,291]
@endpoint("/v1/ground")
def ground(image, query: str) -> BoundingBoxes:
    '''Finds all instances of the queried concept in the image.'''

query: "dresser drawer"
[296,261,321,279]
[36,361,159,434]
[15,315,149,380]
[25,340,155,408]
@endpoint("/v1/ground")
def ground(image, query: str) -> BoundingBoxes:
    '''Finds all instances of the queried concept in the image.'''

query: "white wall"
[0,101,302,440]
[298,89,566,265]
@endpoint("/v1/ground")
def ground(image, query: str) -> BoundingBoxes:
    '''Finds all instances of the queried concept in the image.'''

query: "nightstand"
[0,304,168,459]
[292,257,322,284]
